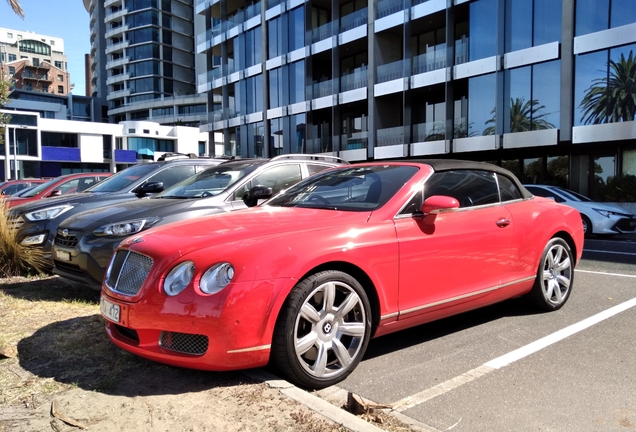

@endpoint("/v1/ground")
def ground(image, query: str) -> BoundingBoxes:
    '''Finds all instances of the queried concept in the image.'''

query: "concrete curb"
[245,369,439,432]
[245,369,386,432]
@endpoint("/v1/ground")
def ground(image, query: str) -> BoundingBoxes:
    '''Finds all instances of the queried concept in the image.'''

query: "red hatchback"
[0,179,47,196]
[100,160,584,389]
[4,172,111,208]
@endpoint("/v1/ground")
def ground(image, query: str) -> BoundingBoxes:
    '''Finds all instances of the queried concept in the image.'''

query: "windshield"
[553,187,592,202]
[157,161,263,198]
[20,177,60,197]
[266,165,419,211]
[86,164,159,193]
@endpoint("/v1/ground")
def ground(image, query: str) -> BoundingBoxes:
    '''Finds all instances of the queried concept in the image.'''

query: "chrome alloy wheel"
[540,242,572,306]
[293,280,367,379]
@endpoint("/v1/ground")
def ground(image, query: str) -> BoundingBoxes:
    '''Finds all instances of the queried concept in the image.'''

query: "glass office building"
[85,0,212,132]
[196,0,636,199]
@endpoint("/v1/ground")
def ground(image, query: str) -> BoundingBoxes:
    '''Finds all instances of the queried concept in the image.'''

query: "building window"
[8,66,15,75]
[42,86,48,93]
[574,43,636,126]
[7,32,13,38]
[42,132,79,148]
[504,60,560,133]
[33,58,40,66]
[25,83,33,91]
[8,53,16,62]
[454,73,496,137]
[50,40,55,46]
[57,74,64,82]
[57,85,64,94]
[575,0,636,36]
[55,60,63,69]
[455,0,497,64]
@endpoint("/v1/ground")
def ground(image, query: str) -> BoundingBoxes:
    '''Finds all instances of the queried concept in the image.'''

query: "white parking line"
[393,272,636,412]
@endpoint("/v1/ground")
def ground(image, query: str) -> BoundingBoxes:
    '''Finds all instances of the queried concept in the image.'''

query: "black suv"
[8,155,227,264]
[52,154,348,289]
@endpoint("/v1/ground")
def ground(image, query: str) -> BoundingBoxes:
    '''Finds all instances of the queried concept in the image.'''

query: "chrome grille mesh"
[55,229,79,247]
[159,332,209,355]
[105,250,153,296]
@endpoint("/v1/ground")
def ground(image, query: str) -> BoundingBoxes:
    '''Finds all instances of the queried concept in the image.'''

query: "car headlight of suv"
[199,263,234,294]
[593,208,627,218]
[163,261,195,296]
[24,205,74,221]
[93,217,160,236]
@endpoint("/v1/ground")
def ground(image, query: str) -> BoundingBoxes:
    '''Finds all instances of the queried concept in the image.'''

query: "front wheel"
[529,238,574,311]
[271,270,372,389]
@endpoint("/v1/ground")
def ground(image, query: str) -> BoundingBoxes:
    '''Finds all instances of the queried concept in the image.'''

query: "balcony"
[376,59,406,84]
[105,40,129,55]
[340,67,367,92]
[105,56,130,70]
[340,8,368,33]
[106,73,130,85]
[376,126,409,147]
[21,72,53,82]
[412,47,446,74]
[412,121,446,142]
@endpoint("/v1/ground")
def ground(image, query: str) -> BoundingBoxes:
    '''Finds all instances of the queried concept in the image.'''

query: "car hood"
[8,191,113,214]
[60,197,206,228]
[123,206,370,259]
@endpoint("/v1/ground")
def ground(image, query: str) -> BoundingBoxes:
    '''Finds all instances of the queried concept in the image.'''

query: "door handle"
[496,218,511,228]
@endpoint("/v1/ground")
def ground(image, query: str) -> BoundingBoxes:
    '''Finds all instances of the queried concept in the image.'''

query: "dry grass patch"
[0,204,47,278]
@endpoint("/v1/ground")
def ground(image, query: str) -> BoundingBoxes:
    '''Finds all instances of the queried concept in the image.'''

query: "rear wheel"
[271,270,371,389]
[529,238,574,311]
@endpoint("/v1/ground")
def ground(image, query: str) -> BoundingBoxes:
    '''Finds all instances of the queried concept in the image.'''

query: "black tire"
[271,270,372,389]
[529,237,574,311]
[581,214,593,238]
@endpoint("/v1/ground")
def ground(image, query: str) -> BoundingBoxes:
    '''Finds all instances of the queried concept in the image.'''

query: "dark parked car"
[53,154,348,289]
[4,172,111,208]
[7,156,227,263]
[0,179,47,196]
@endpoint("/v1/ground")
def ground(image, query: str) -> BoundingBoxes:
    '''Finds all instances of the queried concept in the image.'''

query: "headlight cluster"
[162,261,234,296]
[94,217,160,236]
[593,208,627,218]
[24,205,74,221]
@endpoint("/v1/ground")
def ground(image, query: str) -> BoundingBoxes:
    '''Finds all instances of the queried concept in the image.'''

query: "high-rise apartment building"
[0,28,71,95]
[196,0,636,199]
[84,0,211,133]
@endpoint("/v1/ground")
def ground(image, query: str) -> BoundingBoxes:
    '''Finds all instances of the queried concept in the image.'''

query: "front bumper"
[592,213,636,235]
[100,277,293,371]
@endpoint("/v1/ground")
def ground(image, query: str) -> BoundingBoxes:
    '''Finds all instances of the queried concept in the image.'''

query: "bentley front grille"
[105,250,153,296]
[159,332,209,355]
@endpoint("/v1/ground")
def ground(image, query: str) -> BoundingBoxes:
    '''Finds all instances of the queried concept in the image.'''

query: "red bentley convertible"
[100,159,584,389]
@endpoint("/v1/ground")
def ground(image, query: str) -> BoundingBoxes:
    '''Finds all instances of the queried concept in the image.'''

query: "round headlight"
[199,263,234,295]
[163,261,195,296]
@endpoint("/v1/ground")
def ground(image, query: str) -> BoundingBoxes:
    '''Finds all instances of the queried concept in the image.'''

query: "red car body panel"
[101,161,584,372]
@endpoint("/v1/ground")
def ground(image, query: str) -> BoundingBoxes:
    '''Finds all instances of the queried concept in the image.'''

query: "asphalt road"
[332,235,636,432]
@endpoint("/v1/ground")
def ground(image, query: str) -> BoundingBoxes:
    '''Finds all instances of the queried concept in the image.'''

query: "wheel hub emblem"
[323,322,333,334]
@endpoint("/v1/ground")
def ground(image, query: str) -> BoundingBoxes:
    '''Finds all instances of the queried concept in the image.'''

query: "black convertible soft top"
[392,158,533,199]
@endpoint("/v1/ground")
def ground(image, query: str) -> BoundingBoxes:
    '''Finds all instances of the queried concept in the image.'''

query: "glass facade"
[199,0,636,200]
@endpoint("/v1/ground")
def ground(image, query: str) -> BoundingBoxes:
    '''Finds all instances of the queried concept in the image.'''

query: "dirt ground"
[0,276,412,432]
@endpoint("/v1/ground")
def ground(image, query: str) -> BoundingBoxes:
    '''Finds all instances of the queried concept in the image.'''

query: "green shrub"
[0,201,47,277]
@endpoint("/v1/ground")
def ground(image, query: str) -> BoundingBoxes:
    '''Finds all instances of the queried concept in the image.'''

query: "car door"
[394,169,515,318]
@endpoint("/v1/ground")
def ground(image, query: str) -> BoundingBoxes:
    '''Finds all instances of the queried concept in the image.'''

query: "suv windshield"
[20,178,59,197]
[157,161,264,198]
[266,165,418,211]
[86,164,159,193]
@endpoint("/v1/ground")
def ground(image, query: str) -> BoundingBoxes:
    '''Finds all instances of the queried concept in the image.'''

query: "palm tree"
[483,97,555,135]
[580,50,636,125]
[5,0,24,18]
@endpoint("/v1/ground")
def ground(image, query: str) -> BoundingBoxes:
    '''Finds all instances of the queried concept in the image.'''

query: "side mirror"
[243,185,273,207]
[47,190,62,198]
[422,195,460,215]
[132,181,164,196]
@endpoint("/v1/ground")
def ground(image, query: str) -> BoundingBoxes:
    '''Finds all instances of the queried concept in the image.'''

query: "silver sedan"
[524,184,636,237]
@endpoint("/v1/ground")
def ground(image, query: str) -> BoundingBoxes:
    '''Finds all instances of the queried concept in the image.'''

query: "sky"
[1,0,91,96]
